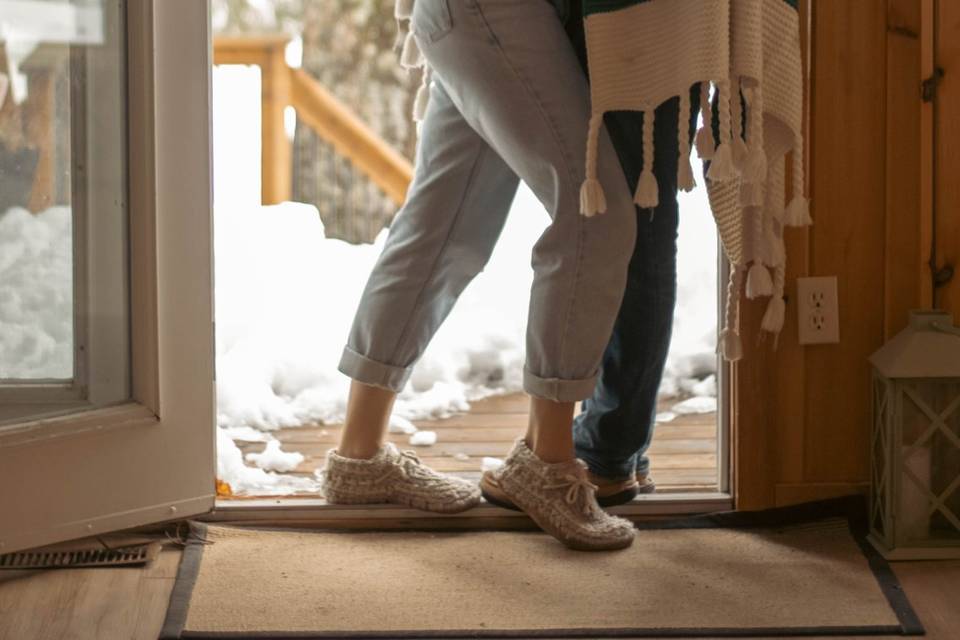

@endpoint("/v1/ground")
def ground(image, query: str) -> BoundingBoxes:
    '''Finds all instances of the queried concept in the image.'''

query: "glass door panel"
[0,0,129,424]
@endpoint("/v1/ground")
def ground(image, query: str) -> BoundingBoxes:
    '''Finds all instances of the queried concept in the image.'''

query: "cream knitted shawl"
[394,0,810,361]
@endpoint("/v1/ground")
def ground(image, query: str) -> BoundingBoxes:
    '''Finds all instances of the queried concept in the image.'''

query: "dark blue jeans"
[559,0,700,478]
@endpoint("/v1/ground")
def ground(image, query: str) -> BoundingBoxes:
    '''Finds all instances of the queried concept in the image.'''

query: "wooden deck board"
[226,392,719,496]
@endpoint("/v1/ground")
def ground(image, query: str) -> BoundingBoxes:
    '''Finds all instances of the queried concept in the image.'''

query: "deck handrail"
[213,36,413,206]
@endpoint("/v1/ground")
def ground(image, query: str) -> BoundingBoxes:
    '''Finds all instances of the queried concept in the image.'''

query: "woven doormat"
[160,498,923,638]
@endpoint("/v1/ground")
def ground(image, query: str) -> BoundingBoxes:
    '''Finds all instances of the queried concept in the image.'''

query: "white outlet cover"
[796,276,840,344]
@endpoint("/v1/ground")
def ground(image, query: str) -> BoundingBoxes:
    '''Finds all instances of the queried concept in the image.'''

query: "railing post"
[260,41,291,205]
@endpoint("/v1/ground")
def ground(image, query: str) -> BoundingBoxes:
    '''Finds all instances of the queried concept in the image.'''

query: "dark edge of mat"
[180,624,907,639]
[175,497,926,639]
[846,507,926,636]
[160,521,210,640]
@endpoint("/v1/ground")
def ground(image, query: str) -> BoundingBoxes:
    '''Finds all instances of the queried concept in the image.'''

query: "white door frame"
[0,0,215,555]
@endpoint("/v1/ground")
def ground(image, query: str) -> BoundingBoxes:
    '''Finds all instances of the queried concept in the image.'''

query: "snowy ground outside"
[0,206,73,380]
[0,64,717,495]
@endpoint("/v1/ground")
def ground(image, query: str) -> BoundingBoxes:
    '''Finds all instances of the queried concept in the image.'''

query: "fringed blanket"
[394,0,810,361]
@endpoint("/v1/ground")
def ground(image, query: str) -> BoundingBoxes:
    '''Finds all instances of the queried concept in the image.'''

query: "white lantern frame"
[868,310,960,560]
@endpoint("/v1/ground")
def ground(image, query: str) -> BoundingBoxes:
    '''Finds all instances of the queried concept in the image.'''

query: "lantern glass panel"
[898,380,960,545]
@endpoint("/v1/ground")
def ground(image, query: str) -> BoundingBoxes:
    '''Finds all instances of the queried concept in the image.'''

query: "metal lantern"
[868,310,960,559]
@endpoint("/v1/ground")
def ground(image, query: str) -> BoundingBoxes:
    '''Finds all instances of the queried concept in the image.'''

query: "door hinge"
[921,67,944,102]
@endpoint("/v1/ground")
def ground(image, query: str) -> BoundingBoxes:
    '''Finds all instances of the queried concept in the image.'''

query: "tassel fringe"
[635,170,659,208]
[707,81,737,181]
[395,0,414,19]
[580,179,607,217]
[678,159,696,192]
[761,295,786,334]
[784,196,811,226]
[707,142,736,181]
[785,135,810,225]
[400,31,423,69]
[695,126,715,160]
[717,265,745,362]
[580,113,606,216]
[634,109,659,208]
[746,262,774,298]
[761,265,787,335]
[413,79,429,121]
[718,329,743,361]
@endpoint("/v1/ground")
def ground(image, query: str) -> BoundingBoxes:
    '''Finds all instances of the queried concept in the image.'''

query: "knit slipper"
[320,443,481,514]
[479,471,522,511]
[482,469,639,508]
[486,439,636,551]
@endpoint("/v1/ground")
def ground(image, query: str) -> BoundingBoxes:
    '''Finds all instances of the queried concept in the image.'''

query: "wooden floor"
[1,535,958,640]
[227,392,720,497]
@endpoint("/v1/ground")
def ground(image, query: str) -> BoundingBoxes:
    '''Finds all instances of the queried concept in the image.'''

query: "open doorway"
[209,1,724,506]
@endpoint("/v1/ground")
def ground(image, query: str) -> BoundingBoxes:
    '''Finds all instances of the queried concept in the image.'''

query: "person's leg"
[336,77,520,457]
[570,84,702,499]
[337,381,397,460]
[412,0,637,549]
[324,77,520,513]
[571,98,683,484]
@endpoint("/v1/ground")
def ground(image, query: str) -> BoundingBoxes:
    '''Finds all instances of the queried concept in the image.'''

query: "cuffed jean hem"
[522,366,599,403]
[337,346,412,393]
[574,451,637,480]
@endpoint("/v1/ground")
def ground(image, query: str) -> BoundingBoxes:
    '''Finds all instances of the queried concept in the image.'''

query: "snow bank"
[409,430,437,447]
[245,438,305,472]
[0,206,73,379]
[216,427,318,495]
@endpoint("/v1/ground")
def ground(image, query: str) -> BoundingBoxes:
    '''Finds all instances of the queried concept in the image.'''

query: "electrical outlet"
[797,276,840,344]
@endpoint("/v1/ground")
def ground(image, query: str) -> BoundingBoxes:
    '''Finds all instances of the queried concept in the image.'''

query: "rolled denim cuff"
[522,366,598,403]
[576,452,638,480]
[338,346,412,393]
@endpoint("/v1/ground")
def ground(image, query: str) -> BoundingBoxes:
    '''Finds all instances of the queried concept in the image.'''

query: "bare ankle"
[526,397,576,463]
[336,442,381,460]
[530,442,575,464]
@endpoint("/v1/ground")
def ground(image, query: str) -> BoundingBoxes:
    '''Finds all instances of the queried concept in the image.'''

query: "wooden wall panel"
[884,0,925,339]
[734,0,949,510]
[935,0,960,318]
[802,1,887,483]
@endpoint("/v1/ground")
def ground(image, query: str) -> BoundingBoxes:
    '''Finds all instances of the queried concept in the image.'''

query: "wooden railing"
[213,36,413,206]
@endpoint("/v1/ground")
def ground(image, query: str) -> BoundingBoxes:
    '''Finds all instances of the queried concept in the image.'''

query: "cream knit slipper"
[485,439,636,551]
[320,443,481,514]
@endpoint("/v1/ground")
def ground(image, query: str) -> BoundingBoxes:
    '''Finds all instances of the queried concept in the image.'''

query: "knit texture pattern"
[492,439,636,551]
[581,0,809,360]
[321,443,481,513]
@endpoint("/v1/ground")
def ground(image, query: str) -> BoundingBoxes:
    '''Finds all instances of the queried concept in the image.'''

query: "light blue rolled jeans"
[338,0,637,402]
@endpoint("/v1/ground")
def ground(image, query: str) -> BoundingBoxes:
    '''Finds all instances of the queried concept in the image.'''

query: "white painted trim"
[0,0,216,555]
[0,495,212,555]
[718,250,732,496]
[0,402,157,449]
